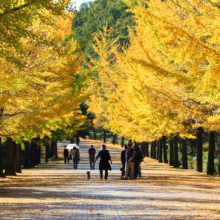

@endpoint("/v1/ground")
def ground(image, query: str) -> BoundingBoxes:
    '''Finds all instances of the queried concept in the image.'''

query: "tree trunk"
[219,132,220,177]
[30,140,35,168]
[23,142,30,169]
[50,143,54,157]
[5,137,16,176]
[207,131,215,175]
[145,142,149,157]
[0,138,5,177]
[54,141,58,159]
[153,141,157,159]
[34,142,38,166]
[38,146,41,164]
[113,134,116,145]
[15,143,22,173]
[150,142,153,158]
[159,138,162,163]
[93,128,96,140]
[45,145,49,162]
[103,130,106,143]
[174,136,179,168]
[182,138,188,169]
[121,137,124,147]
[157,141,159,160]
[196,128,203,172]
[162,136,168,163]
[169,139,174,166]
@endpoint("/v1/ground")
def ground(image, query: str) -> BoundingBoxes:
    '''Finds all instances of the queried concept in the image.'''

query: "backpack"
[75,151,79,159]
[90,148,95,156]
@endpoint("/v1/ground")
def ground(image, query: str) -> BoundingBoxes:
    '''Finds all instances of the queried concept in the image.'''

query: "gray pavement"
[0,139,219,219]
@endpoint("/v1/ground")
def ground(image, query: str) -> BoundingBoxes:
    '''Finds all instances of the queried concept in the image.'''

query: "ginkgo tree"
[0,12,90,176]
[0,0,74,65]
[88,0,220,175]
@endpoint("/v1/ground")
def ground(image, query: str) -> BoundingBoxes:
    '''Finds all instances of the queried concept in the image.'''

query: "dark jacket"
[64,149,69,157]
[96,150,111,170]
[121,150,126,165]
[125,148,135,162]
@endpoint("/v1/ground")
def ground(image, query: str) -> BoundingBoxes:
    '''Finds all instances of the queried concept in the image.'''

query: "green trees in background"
[72,0,135,63]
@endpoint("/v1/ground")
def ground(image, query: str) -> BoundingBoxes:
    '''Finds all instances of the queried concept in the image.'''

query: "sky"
[72,0,94,11]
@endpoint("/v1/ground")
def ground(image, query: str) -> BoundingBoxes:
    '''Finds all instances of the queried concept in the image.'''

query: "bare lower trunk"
[174,136,179,168]
[30,140,35,168]
[169,139,174,166]
[5,137,16,176]
[207,131,215,175]
[121,137,124,147]
[159,138,162,163]
[196,128,203,172]
[54,141,58,159]
[15,143,22,173]
[163,136,168,163]
[23,142,30,169]
[38,146,41,164]
[103,130,106,143]
[45,145,49,162]
[93,128,96,140]
[0,138,5,177]
[182,138,188,169]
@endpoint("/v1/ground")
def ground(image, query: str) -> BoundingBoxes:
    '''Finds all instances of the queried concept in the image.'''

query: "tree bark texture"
[169,139,174,166]
[219,132,220,177]
[93,128,96,140]
[4,137,16,176]
[196,128,203,172]
[162,136,168,163]
[174,136,179,168]
[54,141,58,159]
[159,139,162,163]
[121,137,124,147]
[23,142,30,169]
[182,138,188,169]
[103,130,106,143]
[113,134,116,145]
[0,138,5,177]
[38,146,41,164]
[207,131,215,175]
[15,143,22,173]
[45,145,49,162]
[30,140,35,168]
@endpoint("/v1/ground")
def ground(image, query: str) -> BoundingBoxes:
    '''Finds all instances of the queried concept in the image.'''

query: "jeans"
[89,157,95,169]
[72,158,78,169]
[100,169,108,179]
[125,162,134,179]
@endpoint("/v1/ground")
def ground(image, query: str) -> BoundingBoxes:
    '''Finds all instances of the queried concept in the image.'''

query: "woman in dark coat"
[95,145,112,180]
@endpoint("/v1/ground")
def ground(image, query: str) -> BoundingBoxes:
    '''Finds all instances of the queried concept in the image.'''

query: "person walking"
[63,146,69,164]
[124,143,135,180]
[88,145,96,169]
[71,147,79,170]
[121,145,127,177]
[95,145,112,180]
[134,147,142,179]
[76,136,80,146]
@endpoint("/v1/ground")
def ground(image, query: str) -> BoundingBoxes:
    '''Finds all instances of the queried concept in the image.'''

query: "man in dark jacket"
[63,146,69,164]
[121,145,127,176]
[125,143,135,180]
[134,147,142,178]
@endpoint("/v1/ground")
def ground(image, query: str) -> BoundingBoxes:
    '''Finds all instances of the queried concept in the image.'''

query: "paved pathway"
[0,139,220,219]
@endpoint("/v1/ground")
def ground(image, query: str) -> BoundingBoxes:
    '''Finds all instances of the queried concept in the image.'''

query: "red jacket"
[88,147,96,157]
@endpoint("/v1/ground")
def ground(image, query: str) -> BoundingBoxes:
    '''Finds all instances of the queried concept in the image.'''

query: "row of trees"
[0,1,90,177]
[87,0,220,175]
